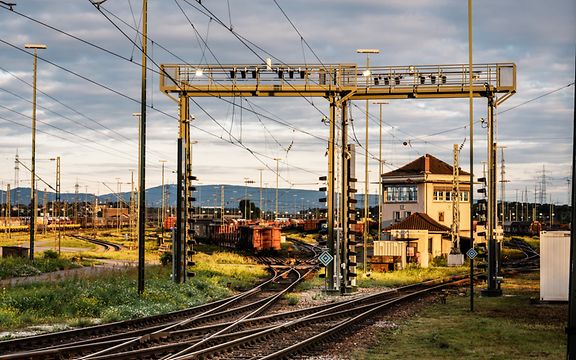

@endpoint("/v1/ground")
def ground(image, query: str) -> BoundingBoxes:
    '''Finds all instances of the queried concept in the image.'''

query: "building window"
[393,211,401,222]
[386,185,418,203]
[404,211,412,218]
[438,211,445,222]
[433,188,469,202]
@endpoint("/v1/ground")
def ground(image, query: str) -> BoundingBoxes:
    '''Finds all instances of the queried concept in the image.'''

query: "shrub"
[431,255,447,267]
[159,252,172,266]
[284,293,300,306]
[43,250,59,259]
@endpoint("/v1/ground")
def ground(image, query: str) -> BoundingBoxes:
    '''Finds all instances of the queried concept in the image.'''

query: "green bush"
[0,257,81,280]
[159,252,172,266]
[284,293,300,306]
[43,250,59,259]
[431,255,448,267]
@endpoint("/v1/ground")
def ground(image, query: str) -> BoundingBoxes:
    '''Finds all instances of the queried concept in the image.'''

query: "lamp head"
[356,49,380,54]
[24,44,47,49]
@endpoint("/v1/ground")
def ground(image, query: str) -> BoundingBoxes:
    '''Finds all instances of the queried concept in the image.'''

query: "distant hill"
[0,185,378,212]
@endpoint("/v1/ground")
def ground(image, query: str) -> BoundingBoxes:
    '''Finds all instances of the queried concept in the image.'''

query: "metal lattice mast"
[42,189,47,235]
[451,144,461,253]
[220,185,224,224]
[74,179,79,224]
[159,160,167,236]
[130,171,136,246]
[55,156,61,254]
[540,165,547,205]
[14,150,19,216]
[6,184,10,239]
[500,146,509,223]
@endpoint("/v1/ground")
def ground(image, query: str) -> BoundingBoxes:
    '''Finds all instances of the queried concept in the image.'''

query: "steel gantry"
[160,62,516,294]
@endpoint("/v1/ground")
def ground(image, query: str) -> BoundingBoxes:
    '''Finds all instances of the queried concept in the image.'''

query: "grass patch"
[357,266,468,288]
[0,251,267,333]
[0,253,85,279]
[283,293,300,306]
[357,272,566,359]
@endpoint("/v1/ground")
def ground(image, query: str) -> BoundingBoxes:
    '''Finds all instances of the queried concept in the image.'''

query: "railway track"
[252,237,321,268]
[165,275,469,359]
[71,234,123,251]
[0,273,467,359]
[0,266,315,360]
[504,237,539,269]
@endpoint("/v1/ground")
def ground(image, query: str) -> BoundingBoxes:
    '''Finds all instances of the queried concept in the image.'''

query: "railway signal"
[318,175,327,204]
[186,174,197,279]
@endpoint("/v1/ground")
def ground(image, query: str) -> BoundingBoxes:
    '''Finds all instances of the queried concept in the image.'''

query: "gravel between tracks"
[274,287,442,359]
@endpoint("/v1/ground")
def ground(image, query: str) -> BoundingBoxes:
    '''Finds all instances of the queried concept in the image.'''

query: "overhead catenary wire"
[0,3,308,168]
[90,1,333,162]
[0,35,288,177]
[33,0,340,154]
[0,64,133,144]
[0,112,140,165]
[270,0,442,164]
[88,2,325,183]
[0,103,138,160]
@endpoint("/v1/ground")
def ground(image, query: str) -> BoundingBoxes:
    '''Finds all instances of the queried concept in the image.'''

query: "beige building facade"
[381,154,470,238]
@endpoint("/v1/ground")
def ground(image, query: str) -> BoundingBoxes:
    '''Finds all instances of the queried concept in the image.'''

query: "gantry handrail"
[160,62,516,99]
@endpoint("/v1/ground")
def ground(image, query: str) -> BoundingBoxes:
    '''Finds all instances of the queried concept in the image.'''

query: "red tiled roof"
[383,212,451,233]
[383,154,469,177]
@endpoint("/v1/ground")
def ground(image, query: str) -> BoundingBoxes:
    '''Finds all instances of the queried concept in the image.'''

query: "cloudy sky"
[0,0,574,205]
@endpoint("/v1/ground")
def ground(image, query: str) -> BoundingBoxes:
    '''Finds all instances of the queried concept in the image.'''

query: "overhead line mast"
[160,62,516,293]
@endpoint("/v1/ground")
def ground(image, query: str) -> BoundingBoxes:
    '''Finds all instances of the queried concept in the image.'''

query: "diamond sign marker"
[466,248,478,259]
[318,251,334,266]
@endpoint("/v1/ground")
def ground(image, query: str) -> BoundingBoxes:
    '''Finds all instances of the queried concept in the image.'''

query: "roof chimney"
[424,154,430,173]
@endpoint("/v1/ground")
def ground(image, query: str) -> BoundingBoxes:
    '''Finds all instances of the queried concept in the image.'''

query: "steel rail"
[179,276,469,359]
[0,267,293,356]
[162,266,315,360]
[261,279,469,360]
[71,234,123,251]
[77,267,301,360]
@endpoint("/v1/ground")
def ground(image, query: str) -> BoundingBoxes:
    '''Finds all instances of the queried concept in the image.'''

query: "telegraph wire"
[499,82,574,115]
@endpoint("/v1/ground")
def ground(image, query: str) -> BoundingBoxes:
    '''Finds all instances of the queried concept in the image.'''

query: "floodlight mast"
[159,61,516,293]
[356,48,380,277]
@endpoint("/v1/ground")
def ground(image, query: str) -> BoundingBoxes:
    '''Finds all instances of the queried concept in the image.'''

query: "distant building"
[381,154,470,237]
[101,206,130,227]
[376,212,452,268]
